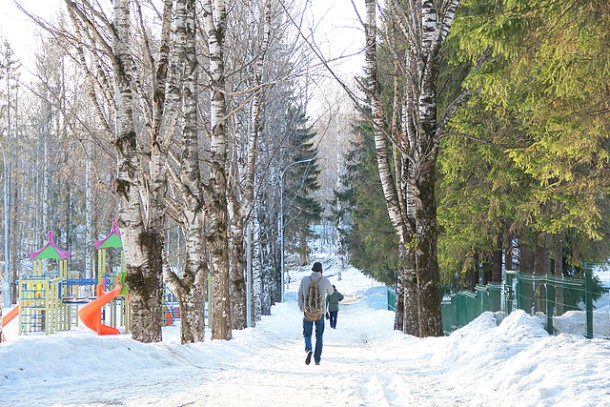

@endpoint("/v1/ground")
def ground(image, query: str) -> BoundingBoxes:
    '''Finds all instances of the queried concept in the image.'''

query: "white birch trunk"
[365,0,417,334]
[63,0,170,342]
[163,0,207,344]
[227,0,272,330]
[202,0,232,340]
[43,127,50,235]
[85,140,93,279]
[113,0,163,343]
[251,212,263,326]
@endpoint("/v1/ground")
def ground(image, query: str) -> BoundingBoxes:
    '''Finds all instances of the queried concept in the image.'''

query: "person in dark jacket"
[325,285,344,329]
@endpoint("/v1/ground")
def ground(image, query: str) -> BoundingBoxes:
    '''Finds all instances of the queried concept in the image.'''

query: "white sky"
[0,0,364,73]
[307,0,365,69]
[0,0,62,70]
[1,254,609,406]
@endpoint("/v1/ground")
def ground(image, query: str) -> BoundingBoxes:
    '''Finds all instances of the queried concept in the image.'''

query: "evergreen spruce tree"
[332,120,399,286]
[282,103,322,265]
[441,0,610,278]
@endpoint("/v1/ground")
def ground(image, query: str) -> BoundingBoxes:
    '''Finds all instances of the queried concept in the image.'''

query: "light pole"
[279,158,313,302]
[1,142,9,307]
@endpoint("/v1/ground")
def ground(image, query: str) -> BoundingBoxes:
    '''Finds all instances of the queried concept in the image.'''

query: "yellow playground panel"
[18,231,72,335]
[19,278,70,335]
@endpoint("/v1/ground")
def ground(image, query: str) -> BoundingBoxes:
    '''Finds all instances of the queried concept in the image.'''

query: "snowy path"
[122,288,427,407]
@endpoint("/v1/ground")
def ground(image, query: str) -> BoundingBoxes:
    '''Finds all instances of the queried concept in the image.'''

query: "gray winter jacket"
[297,272,334,315]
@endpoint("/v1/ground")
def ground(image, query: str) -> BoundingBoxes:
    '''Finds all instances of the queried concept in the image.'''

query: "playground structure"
[16,231,77,335]
[2,219,176,335]
[2,221,127,335]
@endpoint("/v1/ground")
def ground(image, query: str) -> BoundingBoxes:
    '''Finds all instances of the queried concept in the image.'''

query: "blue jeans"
[329,311,338,328]
[303,317,325,363]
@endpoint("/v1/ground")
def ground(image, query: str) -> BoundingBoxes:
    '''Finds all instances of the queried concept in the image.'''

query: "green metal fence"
[506,266,601,338]
[388,263,607,338]
[441,283,504,335]
[387,287,396,312]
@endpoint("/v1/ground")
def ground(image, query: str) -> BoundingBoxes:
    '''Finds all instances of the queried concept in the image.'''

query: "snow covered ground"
[1,255,609,407]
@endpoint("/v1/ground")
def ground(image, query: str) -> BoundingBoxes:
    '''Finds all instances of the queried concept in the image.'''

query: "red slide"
[1,306,19,326]
[78,284,122,335]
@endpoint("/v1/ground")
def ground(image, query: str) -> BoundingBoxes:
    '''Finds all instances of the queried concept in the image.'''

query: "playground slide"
[78,284,122,335]
[1,306,19,326]
[165,306,174,326]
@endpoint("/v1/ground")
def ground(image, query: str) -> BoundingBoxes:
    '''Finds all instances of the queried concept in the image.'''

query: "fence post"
[505,271,515,315]
[545,281,555,335]
[584,266,593,339]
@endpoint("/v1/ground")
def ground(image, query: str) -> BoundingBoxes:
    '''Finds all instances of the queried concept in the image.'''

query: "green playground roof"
[98,232,123,249]
[95,220,124,249]
[30,231,71,260]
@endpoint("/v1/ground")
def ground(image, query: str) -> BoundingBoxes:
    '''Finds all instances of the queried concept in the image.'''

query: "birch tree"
[363,0,488,336]
[224,0,273,330]
[162,0,208,344]
[106,0,162,342]
[0,40,19,319]
[202,0,232,340]
[224,0,316,328]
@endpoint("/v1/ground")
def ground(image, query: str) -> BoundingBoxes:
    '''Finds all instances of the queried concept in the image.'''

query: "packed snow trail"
[124,287,424,407]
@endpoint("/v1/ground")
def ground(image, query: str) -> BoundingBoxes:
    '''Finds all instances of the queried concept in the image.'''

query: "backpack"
[304,276,324,321]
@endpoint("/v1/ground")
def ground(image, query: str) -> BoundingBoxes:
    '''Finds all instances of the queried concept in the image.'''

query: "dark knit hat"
[312,262,323,272]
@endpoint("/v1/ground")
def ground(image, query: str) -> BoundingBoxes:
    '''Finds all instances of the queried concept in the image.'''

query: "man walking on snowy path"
[298,261,334,365]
